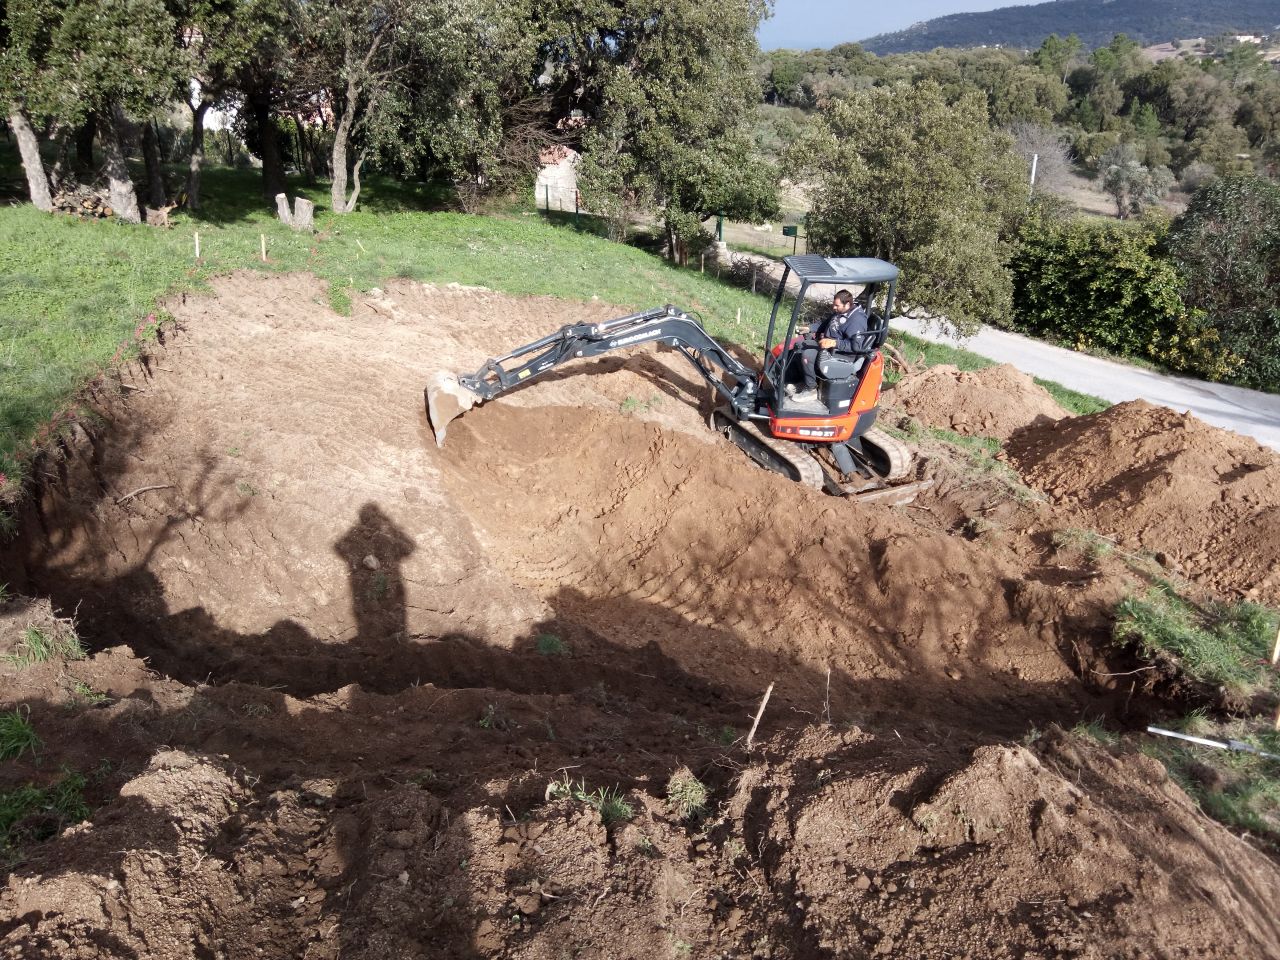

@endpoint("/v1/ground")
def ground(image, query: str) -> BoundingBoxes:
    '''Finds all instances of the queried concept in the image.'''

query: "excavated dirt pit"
[2,273,1279,958]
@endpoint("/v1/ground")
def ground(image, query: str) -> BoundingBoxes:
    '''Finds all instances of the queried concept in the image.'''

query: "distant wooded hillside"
[861,0,1278,54]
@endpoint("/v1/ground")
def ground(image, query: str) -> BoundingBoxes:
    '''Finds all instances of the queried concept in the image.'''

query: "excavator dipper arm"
[427,305,759,444]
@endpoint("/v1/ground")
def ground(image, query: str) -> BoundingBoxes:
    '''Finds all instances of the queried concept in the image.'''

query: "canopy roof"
[782,254,899,284]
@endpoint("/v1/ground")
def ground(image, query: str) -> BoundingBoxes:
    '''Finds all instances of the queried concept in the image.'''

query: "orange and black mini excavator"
[426,254,918,498]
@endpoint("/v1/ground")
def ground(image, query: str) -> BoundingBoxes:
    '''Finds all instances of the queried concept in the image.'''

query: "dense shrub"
[1010,212,1234,378]
[1166,176,1280,391]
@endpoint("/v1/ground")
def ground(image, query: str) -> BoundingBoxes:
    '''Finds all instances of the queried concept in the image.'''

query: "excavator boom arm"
[452,305,758,416]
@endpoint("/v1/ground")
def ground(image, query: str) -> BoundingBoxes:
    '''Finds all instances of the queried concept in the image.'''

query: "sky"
[757,0,1013,49]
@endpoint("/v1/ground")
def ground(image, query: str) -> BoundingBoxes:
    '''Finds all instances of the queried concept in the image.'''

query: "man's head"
[833,289,854,312]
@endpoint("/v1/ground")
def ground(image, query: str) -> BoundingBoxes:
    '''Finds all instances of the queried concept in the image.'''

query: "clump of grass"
[1147,716,1280,840]
[1053,527,1116,561]
[666,768,709,821]
[0,772,90,856]
[545,775,635,826]
[1071,718,1119,746]
[1114,585,1279,704]
[0,582,10,603]
[69,680,110,706]
[0,709,40,761]
[535,633,569,657]
[7,624,86,667]
[1033,378,1111,416]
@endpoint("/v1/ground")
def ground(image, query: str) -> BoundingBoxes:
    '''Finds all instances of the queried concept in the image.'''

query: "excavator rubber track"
[710,410,825,491]
[858,427,913,482]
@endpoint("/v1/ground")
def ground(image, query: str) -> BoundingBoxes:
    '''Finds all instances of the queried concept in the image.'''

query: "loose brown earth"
[1008,400,1280,604]
[889,364,1068,440]
[2,273,1279,958]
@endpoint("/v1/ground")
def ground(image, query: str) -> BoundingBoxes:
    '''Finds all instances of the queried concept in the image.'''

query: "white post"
[1029,152,1039,196]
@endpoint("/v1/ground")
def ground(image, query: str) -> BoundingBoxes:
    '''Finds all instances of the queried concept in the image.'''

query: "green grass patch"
[6,625,86,667]
[0,708,40,761]
[0,772,90,857]
[546,775,635,826]
[1115,585,1279,704]
[1070,718,1118,746]
[1033,377,1112,416]
[1146,716,1280,841]
[535,633,569,657]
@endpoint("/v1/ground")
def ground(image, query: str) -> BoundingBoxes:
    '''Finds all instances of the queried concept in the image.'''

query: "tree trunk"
[76,113,97,170]
[251,91,286,201]
[141,118,166,208]
[293,112,316,185]
[49,123,72,192]
[8,103,54,212]
[330,80,357,213]
[100,107,142,224]
[186,100,210,209]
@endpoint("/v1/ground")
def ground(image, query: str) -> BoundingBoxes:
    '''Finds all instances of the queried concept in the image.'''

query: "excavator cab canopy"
[762,255,899,403]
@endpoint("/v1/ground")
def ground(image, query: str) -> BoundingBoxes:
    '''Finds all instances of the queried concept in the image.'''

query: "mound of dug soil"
[1009,400,1280,601]
[890,364,1067,439]
[2,275,1278,957]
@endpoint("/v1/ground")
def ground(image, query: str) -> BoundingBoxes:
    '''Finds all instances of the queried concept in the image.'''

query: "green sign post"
[782,224,799,254]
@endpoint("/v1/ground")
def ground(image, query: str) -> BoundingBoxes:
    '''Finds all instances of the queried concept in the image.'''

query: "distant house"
[1233,35,1263,44]
[535,145,580,213]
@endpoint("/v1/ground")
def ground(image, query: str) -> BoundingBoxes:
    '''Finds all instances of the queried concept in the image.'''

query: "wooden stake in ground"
[745,682,774,751]
[194,231,200,260]
[1270,623,1280,666]
[260,234,267,263]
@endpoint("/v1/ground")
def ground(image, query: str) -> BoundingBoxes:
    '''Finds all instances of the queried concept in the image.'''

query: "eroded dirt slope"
[1,274,1277,959]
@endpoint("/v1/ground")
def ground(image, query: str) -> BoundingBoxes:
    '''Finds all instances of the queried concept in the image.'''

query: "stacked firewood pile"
[51,185,115,219]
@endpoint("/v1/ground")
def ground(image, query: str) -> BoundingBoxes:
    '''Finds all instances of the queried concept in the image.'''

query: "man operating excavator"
[787,288,869,404]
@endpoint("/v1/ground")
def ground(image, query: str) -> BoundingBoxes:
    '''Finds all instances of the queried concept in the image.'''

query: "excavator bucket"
[424,372,479,447]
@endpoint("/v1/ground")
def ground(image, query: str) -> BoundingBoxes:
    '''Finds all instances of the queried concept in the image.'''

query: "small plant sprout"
[535,633,569,657]
[0,709,40,762]
[666,768,709,821]
[587,785,635,826]
[478,704,499,729]
[70,681,109,706]
[544,775,634,826]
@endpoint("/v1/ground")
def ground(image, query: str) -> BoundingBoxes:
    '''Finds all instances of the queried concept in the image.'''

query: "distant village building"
[1233,35,1263,44]
[535,145,580,213]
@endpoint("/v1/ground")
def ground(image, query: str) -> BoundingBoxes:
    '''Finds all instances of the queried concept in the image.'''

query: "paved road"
[891,317,1280,452]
